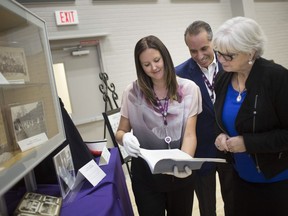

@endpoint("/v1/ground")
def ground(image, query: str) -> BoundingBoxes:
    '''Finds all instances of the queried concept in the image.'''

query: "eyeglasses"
[215,50,238,61]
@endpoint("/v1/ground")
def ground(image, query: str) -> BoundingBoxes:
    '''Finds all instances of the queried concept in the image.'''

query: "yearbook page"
[139,148,226,174]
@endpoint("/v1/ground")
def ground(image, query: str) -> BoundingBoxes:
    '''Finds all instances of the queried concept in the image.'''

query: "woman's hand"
[122,132,141,157]
[164,166,192,178]
[226,136,246,153]
[215,134,246,153]
[215,133,230,152]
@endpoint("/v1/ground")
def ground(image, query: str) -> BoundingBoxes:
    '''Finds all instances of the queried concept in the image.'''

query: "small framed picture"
[53,145,76,199]
[10,101,48,151]
[0,46,29,82]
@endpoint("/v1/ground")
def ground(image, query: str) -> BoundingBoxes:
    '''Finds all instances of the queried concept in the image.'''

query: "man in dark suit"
[175,21,234,216]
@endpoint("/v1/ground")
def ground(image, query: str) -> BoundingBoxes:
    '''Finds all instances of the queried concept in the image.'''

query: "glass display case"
[0,0,65,214]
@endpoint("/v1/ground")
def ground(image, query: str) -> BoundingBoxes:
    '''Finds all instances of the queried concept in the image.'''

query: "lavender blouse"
[120,77,202,150]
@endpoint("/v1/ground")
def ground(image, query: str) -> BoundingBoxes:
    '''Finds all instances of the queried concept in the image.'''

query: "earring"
[248,60,253,65]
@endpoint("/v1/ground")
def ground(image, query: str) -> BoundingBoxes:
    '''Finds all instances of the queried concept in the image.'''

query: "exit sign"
[55,10,79,26]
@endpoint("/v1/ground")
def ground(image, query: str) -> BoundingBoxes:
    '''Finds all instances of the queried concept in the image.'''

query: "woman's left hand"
[164,166,192,178]
[226,136,246,153]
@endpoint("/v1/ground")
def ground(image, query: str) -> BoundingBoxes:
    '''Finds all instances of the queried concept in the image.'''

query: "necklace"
[236,74,246,102]
[236,93,242,102]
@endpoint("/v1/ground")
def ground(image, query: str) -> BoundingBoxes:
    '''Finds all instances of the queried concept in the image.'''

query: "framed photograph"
[16,0,75,3]
[53,145,76,199]
[102,108,130,162]
[14,192,62,216]
[10,101,48,151]
[102,108,132,178]
[0,107,10,165]
[0,46,29,82]
[0,108,8,148]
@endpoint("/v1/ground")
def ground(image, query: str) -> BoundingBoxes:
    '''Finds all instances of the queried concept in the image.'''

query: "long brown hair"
[134,35,178,105]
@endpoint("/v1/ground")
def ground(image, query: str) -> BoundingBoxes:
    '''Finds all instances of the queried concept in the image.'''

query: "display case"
[0,0,65,214]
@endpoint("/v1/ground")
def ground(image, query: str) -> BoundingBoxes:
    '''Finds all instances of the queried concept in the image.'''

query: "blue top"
[222,83,288,183]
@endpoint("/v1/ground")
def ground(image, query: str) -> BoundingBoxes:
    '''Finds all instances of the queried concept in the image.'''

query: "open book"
[139,148,226,174]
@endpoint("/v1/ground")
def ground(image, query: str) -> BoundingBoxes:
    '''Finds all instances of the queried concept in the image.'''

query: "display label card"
[0,72,9,84]
[18,132,48,151]
[99,146,111,166]
[75,159,106,187]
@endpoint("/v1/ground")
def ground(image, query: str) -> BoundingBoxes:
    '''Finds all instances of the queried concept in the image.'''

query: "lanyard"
[154,95,171,149]
[155,96,169,126]
[201,66,217,100]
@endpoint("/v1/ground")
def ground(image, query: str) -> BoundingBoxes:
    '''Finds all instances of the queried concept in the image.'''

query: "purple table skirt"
[6,148,134,216]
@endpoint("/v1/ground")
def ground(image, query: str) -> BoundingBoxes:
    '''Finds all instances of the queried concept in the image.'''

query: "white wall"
[21,0,288,142]
[254,1,288,65]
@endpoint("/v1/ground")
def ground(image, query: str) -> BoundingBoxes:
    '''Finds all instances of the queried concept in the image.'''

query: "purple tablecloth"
[7,148,134,216]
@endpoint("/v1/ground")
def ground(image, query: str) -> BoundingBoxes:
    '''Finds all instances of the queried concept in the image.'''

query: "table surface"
[6,147,134,216]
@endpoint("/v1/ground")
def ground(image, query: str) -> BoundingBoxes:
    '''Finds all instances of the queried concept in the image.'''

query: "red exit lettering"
[55,10,79,25]
[60,11,75,24]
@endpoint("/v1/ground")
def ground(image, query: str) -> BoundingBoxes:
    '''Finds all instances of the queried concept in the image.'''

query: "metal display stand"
[96,44,132,178]
[99,71,119,138]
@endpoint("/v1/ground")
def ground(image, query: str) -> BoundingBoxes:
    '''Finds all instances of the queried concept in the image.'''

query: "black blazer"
[214,57,288,179]
[176,56,223,174]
